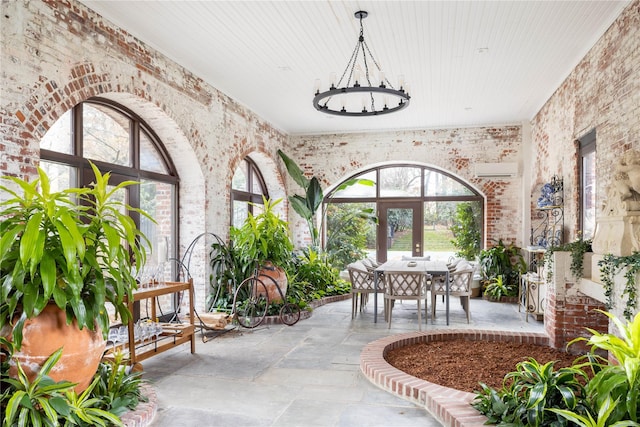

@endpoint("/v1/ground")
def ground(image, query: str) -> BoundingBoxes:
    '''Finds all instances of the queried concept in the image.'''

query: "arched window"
[325,165,484,267]
[39,98,179,269]
[231,157,268,227]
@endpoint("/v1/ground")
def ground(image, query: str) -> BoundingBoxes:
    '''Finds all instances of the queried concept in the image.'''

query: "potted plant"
[479,240,526,299]
[0,163,150,391]
[231,197,293,302]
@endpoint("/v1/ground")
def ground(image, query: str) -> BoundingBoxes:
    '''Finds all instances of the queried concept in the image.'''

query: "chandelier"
[313,11,411,117]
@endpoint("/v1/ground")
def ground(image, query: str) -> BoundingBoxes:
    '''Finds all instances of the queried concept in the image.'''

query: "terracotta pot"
[258,262,288,303]
[3,303,106,393]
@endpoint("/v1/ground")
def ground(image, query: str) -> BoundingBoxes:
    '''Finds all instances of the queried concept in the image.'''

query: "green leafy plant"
[472,357,589,426]
[231,197,294,272]
[544,238,592,282]
[91,351,146,416]
[325,203,375,270]
[473,311,640,426]
[550,395,640,427]
[569,310,640,423]
[472,382,521,425]
[483,275,515,300]
[208,234,248,312]
[598,252,640,319]
[3,347,77,427]
[450,202,482,261]
[2,346,123,427]
[277,150,375,249]
[291,247,349,301]
[479,240,526,292]
[62,375,124,427]
[0,163,151,349]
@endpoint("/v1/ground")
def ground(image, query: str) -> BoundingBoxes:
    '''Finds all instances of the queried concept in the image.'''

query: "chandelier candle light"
[313,10,411,117]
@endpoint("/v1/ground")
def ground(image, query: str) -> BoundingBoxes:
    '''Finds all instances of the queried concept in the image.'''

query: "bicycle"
[233,264,301,328]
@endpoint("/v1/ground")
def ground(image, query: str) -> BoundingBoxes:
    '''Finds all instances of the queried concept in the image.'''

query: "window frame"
[578,129,596,239]
[39,97,180,272]
[324,164,485,250]
[230,156,269,226]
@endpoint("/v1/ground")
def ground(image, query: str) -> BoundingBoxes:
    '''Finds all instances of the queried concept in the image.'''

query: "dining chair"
[347,262,378,319]
[383,270,429,330]
[431,267,474,323]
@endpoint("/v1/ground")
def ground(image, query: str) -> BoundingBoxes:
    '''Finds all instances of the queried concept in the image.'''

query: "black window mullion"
[131,120,139,169]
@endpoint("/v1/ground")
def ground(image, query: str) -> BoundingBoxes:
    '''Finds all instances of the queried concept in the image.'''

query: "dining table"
[373,259,451,325]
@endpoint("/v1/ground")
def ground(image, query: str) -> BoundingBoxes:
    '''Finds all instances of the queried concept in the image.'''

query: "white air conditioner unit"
[474,162,518,178]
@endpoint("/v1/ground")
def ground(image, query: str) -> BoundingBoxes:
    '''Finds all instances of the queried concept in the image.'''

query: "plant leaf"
[277,149,309,190]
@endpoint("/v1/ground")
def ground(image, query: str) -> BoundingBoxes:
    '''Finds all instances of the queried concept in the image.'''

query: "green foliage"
[483,275,517,299]
[1,347,124,427]
[208,235,250,312]
[473,311,640,426]
[1,343,145,427]
[569,310,640,423]
[277,149,375,249]
[472,357,589,426]
[325,203,374,270]
[60,376,124,427]
[277,149,324,247]
[3,347,77,427]
[550,395,640,427]
[450,202,482,261]
[479,239,526,290]
[0,163,151,350]
[231,197,294,272]
[91,352,146,416]
[598,252,640,319]
[544,238,592,282]
[290,248,350,302]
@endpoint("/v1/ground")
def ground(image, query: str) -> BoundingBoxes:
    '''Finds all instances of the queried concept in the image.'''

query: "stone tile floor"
[143,296,544,427]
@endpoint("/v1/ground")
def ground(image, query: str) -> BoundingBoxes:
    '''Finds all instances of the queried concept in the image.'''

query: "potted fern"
[0,163,150,391]
[231,197,293,302]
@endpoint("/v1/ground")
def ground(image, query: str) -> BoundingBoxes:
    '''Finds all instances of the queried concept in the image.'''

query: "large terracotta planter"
[3,303,106,392]
[258,262,288,303]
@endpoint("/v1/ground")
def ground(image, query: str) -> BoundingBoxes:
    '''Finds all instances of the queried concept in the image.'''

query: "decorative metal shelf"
[531,176,564,249]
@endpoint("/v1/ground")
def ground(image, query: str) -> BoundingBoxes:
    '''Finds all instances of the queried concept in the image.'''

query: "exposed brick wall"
[531,1,640,241]
[286,126,524,248]
[0,0,288,309]
[531,1,640,331]
[545,290,607,354]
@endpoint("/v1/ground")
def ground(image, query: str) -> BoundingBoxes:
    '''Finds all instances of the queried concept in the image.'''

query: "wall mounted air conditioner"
[474,162,519,178]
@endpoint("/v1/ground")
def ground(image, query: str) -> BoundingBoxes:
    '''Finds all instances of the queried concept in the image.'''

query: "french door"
[377,201,423,263]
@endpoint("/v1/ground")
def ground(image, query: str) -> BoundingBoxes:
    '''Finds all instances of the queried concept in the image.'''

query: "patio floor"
[143,295,544,426]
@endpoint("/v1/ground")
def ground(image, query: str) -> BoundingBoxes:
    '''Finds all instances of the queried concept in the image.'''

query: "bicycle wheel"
[279,303,301,326]
[233,276,268,328]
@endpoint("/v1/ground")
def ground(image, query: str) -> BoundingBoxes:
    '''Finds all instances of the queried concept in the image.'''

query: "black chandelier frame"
[312,11,410,117]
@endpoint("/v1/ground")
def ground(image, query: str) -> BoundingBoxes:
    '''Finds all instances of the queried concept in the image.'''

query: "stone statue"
[594,148,640,256]
[602,149,640,216]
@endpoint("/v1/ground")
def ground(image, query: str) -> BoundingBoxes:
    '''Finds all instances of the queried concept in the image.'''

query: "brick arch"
[15,62,118,142]
[11,65,214,310]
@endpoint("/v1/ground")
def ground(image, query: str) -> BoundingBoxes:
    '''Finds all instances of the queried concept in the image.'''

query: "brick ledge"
[120,382,157,427]
[360,330,550,427]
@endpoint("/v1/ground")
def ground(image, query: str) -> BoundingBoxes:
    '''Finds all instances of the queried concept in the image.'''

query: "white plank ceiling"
[80,1,630,135]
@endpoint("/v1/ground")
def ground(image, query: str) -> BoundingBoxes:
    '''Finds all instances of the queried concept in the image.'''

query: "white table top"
[375,260,449,274]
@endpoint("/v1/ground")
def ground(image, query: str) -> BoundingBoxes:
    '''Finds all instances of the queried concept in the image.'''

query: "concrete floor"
[144,295,544,427]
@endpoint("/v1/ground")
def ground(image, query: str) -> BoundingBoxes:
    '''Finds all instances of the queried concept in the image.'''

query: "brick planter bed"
[360,330,550,427]
[260,293,352,325]
[120,383,157,427]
